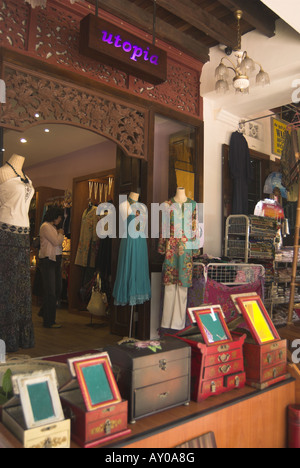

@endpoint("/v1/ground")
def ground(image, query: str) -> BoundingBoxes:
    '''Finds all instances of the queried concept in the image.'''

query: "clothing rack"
[238,105,300,129]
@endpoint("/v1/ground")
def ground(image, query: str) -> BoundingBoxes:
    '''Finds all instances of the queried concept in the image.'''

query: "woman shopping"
[39,207,64,329]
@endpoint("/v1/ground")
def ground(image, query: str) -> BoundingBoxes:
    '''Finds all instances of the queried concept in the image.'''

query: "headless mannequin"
[119,191,140,221]
[0,154,26,184]
[173,187,188,204]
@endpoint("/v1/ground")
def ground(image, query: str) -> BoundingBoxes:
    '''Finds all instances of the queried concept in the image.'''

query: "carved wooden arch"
[0,64,148,160]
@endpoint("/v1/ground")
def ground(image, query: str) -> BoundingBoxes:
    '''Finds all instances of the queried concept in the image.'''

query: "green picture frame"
[190,305,233,347]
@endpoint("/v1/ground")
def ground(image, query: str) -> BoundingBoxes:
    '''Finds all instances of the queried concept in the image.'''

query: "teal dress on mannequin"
[113,197,151,306]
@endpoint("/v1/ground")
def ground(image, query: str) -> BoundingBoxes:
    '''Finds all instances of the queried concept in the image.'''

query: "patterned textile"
[0,229,35,352]
[203,277,264,324]
[158,198,200,288]
[0,222,30,235]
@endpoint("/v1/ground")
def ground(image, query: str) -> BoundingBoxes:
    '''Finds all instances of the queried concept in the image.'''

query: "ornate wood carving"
[0,0,202,118]
[0,65,147,159]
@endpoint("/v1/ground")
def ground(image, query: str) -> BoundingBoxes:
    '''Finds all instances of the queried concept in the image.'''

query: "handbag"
[87,274,107,317]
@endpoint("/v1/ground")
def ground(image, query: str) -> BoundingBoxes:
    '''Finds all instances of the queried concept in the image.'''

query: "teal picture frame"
[12,368,65,429]
[190,305,233,347]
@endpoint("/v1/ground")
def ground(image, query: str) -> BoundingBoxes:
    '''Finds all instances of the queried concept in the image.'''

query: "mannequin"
[158,187,199,331]
[0,154,35,352]
[119,191,140,221]
[173,187,188,205]
[113,191,151,337]
[0,154,26,184]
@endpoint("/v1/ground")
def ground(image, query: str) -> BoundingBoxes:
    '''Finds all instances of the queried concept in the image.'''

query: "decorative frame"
[12,369,64,429]
[235,294,280,344]
[73,354,121,412]
[189,305,232,347]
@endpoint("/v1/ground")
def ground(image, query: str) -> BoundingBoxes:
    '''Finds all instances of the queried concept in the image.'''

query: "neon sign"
[79,14,167,85]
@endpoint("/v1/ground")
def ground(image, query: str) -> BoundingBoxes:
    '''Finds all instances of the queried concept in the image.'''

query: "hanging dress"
[113,197,151,306]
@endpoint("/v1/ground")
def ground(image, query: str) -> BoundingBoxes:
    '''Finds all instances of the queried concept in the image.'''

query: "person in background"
[39,207,64,329]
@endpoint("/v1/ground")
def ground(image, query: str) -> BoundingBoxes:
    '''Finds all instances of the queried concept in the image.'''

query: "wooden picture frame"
[12,369,64,429]
[235,294,280,344]
[190,305,232,347]
[73,354,122,412]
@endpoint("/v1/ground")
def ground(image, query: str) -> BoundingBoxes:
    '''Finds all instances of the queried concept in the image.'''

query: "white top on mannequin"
[119,191,140,221]
[0,154,35,228]
[173,187,188,204]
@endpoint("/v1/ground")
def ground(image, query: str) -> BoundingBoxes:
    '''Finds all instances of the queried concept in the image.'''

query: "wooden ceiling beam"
[155,0,237,49]
[96,0,210,63]
[217,0,276,37]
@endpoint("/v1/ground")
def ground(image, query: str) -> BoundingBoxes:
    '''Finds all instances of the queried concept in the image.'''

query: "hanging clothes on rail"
[75,205,99,268]
[229,131,253,215]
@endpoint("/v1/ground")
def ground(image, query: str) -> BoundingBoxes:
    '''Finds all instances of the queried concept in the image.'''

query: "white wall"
[202,100,277,257]
[201,18,300,257]
[26,139,117,191]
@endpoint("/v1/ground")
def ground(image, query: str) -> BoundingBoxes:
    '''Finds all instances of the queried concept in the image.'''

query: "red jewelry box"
[230,293,290,389]
[60,353,131,448]
[171,311,246,402]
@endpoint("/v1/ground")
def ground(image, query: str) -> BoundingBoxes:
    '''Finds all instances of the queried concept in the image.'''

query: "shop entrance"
[1,121,149,353]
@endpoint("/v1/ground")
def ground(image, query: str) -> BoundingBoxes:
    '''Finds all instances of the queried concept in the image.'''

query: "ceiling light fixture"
[215,10,270,95]
[20,138,27,143]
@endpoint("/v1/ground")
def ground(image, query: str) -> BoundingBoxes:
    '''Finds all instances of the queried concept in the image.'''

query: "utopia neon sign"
[79,14,167,85]
[101,31,159,65]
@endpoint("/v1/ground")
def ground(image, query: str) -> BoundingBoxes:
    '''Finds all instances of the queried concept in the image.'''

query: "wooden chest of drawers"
[173,328,246,402]
[105,337,191,424]
[61,392,130,448]
[233,333,289,390]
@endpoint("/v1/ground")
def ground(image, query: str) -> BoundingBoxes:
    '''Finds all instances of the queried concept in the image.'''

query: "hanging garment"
[158,198,200,288]
[229,131,253,215]
[113,197,151,306]
[75,205,99,268]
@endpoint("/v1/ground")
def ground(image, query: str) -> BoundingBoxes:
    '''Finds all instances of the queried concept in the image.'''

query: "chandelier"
[25,0,80,7]
[215,10,270,94]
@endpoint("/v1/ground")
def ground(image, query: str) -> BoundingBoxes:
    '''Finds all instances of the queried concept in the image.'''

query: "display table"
[0,377,295,449]
[102,378,295,449]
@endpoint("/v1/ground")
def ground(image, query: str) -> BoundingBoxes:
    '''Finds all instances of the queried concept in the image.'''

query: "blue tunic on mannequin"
[113,196,151,306]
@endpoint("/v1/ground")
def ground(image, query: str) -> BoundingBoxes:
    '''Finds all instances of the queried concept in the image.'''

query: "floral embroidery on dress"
[158,198,200,288]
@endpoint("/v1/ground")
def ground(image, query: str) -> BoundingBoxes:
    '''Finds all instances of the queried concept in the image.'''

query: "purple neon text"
[101,31,159,65]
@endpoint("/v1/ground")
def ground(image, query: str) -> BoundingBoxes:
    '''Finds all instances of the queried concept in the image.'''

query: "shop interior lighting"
[215,10,270,95]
